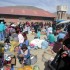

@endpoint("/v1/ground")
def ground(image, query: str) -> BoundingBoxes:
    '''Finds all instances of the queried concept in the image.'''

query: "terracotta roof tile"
[0,6,56,17]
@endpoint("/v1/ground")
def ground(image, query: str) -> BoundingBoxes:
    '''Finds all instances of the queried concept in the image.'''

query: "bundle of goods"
[30,39,45,49]
[0,43,4,53]
[18,66,32,70]
[4,52,16,66]
[10,41,19,52]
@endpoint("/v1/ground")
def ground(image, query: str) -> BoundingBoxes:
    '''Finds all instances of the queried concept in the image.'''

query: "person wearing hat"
[49,38,70,70]
[18,44,31,65]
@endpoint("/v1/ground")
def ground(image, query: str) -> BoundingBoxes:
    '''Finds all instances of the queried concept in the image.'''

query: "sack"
[0,47,4,53]
[10,41,19,52]
[23,66,32,70]
[41,40,48,49]
[18,66,32,70]
[33,65,40,70]
[30,55,37,65]
[17,67,23,70]
[0,43,4,53]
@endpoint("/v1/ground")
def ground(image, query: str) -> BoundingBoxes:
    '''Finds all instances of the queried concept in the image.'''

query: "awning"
[56,20,70,25]
[55,19,65,23]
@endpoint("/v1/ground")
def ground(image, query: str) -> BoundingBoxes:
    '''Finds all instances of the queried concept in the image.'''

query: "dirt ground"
[14,34,56,70]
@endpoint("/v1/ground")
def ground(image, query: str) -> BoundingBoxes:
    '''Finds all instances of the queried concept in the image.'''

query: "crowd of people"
[0,20,70,70]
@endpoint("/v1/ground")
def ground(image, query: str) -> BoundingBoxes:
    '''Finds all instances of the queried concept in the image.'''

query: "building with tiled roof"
[0,6,56,24]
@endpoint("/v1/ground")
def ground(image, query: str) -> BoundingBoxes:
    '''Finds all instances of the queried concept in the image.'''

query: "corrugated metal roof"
[0,6,56,18]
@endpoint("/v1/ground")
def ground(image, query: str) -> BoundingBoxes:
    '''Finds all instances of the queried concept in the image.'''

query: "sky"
[0,0,70,13]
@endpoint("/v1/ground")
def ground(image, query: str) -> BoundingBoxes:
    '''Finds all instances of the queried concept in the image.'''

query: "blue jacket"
[57,32,66,40]
[0,22,5,32]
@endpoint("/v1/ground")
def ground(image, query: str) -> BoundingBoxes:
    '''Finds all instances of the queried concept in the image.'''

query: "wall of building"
[0,14,55,24]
